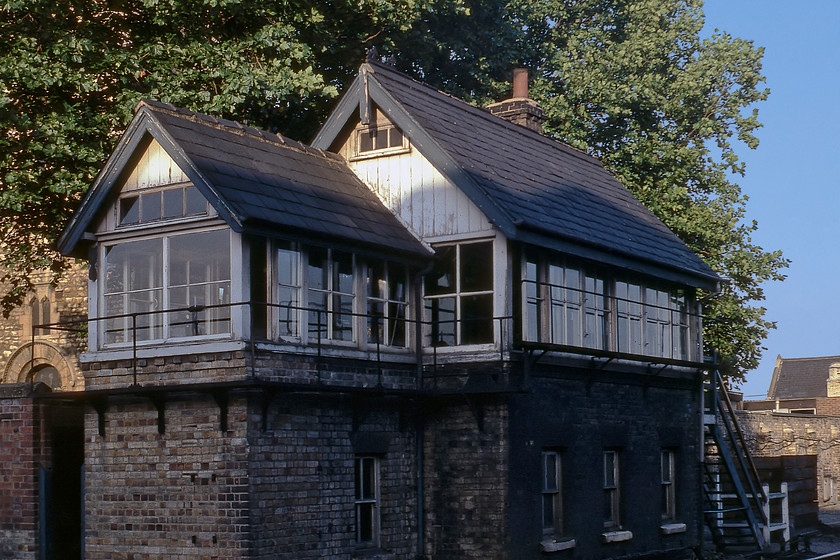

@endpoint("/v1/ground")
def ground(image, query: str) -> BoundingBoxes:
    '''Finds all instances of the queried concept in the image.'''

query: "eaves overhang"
[57,104,245,258]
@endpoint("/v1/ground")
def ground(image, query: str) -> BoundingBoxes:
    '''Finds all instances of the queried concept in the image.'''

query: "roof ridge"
[136,99,341,162]
[364,62,601,166]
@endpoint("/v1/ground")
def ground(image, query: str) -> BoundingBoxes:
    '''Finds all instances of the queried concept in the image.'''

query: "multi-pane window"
[661,449,676,521]
[603,450,620,529]
[276,242,301,337]
[357,125,406,155]
[425,241,494,346]
[102,229,230,345]
[542,451,562,536]
[366,261,408,347]
[524,256,699,362]
[118,185,207,227]
[355,456,380,546]
[307,247,355,342]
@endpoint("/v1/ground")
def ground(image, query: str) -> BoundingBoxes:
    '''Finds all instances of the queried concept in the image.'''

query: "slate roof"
[766,355,840,399]
[59,100,429,259]
[315,62,720,289]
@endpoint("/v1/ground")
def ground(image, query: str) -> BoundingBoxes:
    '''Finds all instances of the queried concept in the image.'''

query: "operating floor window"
[355,456,380,546]
[542,450,562,536]
[661,449,676,520]
[603,450,620,529]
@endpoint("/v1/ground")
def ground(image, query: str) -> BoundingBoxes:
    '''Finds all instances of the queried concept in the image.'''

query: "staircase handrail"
[714,370,768,523]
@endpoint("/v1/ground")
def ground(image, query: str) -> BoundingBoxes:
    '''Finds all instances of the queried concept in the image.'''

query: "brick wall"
[0,385,47,560]
[423,400,509,560]
[737,410,839,511]
[84,395,251,559]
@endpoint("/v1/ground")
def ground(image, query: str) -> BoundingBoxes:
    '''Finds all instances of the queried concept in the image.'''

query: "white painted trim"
[80,339,247,363]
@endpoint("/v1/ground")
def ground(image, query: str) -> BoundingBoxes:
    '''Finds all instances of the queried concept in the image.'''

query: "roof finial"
[366,46,379,62]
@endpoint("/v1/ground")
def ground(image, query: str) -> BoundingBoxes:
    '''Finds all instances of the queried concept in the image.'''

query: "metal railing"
[520,278,705,365]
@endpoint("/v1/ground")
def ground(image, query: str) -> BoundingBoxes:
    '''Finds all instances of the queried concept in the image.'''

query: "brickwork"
[737,410,840,510]
[0,385,47,560]
[84,395,251,559]
[0,262,87,390]
[423,400,509,559]
[507,371,702,559]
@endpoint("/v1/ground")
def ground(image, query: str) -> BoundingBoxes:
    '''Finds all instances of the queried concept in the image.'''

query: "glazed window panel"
[167,230,231,338]
[603,450,620,529]
[425,241,494,346]
[118,185,209,227]
[523,255,699,362]
[307,248,355,342]
[276,243,301,337]
[101,230,230,346]
[661,449,676,520]
[355,456,380,546]
[366,261,408,347]
[542,451,563,536]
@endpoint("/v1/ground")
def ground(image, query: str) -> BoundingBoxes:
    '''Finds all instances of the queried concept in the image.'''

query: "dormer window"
[118,185,208,227]
[354,125,408,158]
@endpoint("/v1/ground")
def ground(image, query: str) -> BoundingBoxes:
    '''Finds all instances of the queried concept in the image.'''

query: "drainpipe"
[414,260,434,558]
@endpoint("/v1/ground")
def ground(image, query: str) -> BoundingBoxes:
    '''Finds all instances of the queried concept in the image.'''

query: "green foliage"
[511,0,788,383]
[0,0,786,382]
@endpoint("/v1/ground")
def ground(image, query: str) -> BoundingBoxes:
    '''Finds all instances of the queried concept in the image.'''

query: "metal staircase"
[703,369,789,552]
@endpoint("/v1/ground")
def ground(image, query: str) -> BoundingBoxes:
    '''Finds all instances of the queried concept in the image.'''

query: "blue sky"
[701,1,840,397]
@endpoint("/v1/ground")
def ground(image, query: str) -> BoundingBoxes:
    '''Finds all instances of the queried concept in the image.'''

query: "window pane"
[162,188,183,219]
[141,192,161,222]
[333,251,354,294]
[428,297,456,346]
[169,230,230,288]
[357,503,374,542]
[184,186,206,215]
[119,196,139,225]
[389,263,406,302]
[367,301,385,344]
[359,130,373,152]
[542,495,555,531]
[308,247,328,291]
[387,302,406,347]
[426,246,456,296]
[389,127,404,148]
[461,294,493,344]
[333,294,354,341]
[460,242,493,292]
[367,261,386,300]
[374,129,388,150]
[544,453,558,491]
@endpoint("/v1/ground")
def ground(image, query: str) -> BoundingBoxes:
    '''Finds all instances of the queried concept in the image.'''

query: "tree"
[508,0,788,383]
[0,0,785,383]
[0,0,441,311]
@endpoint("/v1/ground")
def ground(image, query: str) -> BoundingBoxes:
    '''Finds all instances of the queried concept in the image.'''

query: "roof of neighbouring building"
[314,61,720,290]
[766,355,840,399]
[58,99,430,260]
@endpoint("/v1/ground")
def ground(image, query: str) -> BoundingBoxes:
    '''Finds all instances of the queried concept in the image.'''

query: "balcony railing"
[26,287,708,392]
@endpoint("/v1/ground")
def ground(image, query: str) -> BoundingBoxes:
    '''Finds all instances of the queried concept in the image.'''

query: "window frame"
[603,450,621,529]
[523,253,700,362]
[352,123,409,160]
[661,449,676,521]
[541,450,563,537]
[354,455,381,547]
[99,226,232,347]
[116,183,209,228]
[265,241,412,350]
[425,240,495,347]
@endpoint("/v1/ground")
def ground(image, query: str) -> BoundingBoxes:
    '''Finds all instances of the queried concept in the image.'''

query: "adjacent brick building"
[6,61,723,559]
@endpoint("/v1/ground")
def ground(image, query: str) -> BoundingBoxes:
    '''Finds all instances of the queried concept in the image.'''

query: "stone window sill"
[540,538,576,553]
[602,530,633,543]
[660,522,687,535]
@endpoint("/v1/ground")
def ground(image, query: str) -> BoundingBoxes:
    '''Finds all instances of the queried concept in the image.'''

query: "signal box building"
[49,61,721,559]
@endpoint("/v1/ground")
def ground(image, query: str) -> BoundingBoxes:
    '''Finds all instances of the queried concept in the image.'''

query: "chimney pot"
[512,68,528,98]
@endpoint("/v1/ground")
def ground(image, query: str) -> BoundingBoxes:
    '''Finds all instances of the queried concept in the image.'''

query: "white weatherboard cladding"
[122,138,189,191]
[349,149,491,239]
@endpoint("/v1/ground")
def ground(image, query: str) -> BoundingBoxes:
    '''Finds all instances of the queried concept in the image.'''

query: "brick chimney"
[486,68,546,133]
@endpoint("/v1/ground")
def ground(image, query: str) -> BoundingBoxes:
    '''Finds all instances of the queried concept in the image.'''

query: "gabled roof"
[58,100,430,260]
[766,355,840,399]
[314,62,720,290]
